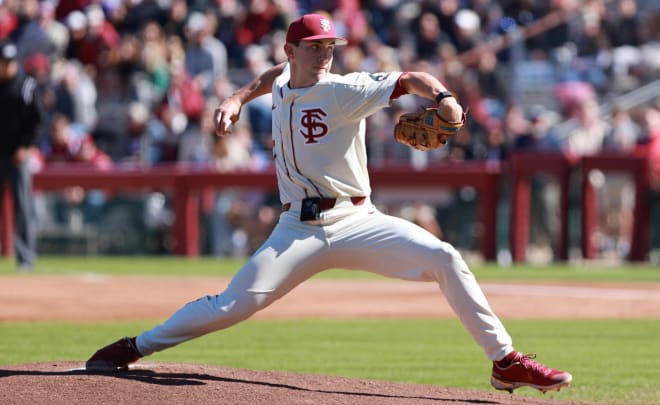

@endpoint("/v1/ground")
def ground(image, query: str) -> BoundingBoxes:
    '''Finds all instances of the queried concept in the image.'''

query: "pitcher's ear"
[284,43,295,59]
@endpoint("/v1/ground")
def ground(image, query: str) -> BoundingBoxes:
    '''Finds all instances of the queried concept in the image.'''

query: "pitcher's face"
[286,39,336,88]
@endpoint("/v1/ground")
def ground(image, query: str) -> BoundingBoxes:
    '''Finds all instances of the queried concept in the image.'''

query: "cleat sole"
[491,376,571,394]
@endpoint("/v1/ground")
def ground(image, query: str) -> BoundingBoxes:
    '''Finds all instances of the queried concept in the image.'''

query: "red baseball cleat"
[491,352,572,393]
[85,337,142,371]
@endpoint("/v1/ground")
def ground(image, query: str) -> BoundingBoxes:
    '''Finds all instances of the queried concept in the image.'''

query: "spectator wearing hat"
[183,11,228,96]
[0,40,45,271]
[83,4,121,69]
[64,10,90,65]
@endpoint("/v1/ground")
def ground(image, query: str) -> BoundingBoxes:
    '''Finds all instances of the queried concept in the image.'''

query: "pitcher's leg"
[137,216,329,355]
[332,211,513,360]
[136,287,254,355]
[430,244,513,361]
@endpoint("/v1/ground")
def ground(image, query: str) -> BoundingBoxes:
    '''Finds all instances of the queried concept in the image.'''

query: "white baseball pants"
[137,200,513,361]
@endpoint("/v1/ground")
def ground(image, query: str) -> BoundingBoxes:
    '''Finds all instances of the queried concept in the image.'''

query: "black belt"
[282,196,366,212]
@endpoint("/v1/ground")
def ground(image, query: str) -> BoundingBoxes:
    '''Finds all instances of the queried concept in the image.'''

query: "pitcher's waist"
[282,196,367,212]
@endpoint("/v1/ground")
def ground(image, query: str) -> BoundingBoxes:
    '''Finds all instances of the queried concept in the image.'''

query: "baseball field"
[1,256,659,404]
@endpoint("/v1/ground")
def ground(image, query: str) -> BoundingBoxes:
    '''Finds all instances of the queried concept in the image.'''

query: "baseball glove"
[394,108,466,151]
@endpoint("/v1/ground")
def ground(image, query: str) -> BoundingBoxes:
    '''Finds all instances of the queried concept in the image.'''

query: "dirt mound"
[0,362,589,405]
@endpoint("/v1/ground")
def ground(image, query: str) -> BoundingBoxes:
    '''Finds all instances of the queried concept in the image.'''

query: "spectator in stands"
[53,59,97,131]
[153,54,205,162]
[174,32,206,120]
[43,112,113,231]
[64,10,91,65]
[452,8,485,54]
[140,21,171,98]
[411,11,452,62]
[604,106,641,151]
[562,97,608,157]
[92,68,123,152]
[83,4,121,69]
[177,98,215,166]
[37,0,69,61]
[44,113,112,168]
[215,132,278,256]
[63,5,119,72]
[199,10,227,72]
[206,119,262,257]
[0,1,19,40]
[605,0,641,48]
[510,105,563,262]
[365,0,400,47]
[162,0,187,40]
[430,0,461,47]
[512,105,562,151]
[124,101,168,165]
[474,47,509,104]
[330,0,368,47]
[113,0,168,36]
[183,11,227,96]
[235,0,289,56]
[636,104,660,197]
[575,5,609,59]
[598,106,644,258]
[11,0,56,61]
[210,0,245,68]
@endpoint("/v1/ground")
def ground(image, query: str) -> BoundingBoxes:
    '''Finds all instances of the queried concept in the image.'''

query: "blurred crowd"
[2,0,659,259]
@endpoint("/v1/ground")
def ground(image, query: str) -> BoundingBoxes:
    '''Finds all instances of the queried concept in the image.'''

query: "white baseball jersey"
[272,67,401,204]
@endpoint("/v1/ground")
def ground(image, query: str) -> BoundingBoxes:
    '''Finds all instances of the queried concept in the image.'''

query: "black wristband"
[435,91,454,103]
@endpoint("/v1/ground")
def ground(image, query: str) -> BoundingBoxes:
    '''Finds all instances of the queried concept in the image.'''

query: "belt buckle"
[300,197,322,221]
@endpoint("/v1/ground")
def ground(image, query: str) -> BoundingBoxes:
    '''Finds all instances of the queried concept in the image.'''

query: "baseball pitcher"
[87,13,572,394]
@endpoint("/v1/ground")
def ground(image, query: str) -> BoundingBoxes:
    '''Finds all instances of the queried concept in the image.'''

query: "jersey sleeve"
[273,63,291,95]
[332,72,402,121]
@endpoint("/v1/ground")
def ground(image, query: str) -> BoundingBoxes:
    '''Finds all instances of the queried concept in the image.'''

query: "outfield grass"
[1,256,659,404]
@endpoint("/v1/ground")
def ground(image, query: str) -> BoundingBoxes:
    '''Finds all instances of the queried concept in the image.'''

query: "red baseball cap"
[286,14,347,46]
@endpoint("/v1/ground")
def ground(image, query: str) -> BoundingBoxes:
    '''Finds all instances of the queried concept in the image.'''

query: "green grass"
[1,319,658,404]
[1,256,660,404]
[1,255,659,283]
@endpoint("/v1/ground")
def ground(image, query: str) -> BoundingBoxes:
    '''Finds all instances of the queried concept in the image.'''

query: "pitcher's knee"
[430,242,473,277]
[210,289,273,323]
[432,241,465,265]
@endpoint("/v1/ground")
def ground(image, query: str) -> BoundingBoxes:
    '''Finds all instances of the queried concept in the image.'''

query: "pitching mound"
[0,362,589,405]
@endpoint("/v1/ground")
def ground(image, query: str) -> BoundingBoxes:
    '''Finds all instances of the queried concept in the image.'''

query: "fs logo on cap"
[286,14,348,45]
[319,18,331,32]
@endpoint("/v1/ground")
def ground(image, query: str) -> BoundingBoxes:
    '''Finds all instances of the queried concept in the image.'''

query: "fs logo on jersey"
[300,108,328,143]
[368,73,389,82]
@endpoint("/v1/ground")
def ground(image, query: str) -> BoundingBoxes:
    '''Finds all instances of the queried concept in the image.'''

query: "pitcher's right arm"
[214,62,287,137]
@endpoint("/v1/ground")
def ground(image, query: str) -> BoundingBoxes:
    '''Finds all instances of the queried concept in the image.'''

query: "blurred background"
[1,0,659,262]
